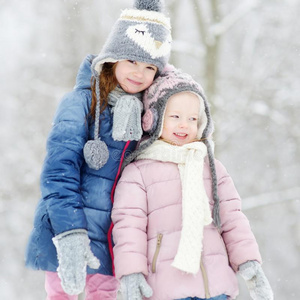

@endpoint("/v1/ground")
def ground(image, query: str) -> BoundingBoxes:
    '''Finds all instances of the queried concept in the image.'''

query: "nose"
[178,119,188,128]
[133,66,144,78]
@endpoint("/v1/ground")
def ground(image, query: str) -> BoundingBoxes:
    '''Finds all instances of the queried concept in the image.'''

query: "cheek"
[161,121,173,137]
[160,123,167,138]
[114,65,126,83]
[114,71,122,84]
[192,125,199,137]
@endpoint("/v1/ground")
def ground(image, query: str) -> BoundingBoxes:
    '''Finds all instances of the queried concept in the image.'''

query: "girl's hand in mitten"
[238,260,274,300]
[52,229,100,295]
[120,273,153,300]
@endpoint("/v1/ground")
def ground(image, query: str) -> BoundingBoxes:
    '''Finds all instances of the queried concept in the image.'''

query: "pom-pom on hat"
[91,0,172,75]
[124,65,221,228]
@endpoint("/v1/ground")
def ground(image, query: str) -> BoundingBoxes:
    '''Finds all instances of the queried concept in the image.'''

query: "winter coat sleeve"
[112,162,149,279]
[40,90,91,235]
[215,160,262,272]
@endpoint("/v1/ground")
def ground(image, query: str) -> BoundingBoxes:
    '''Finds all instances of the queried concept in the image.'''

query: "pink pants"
[45,271,119,300]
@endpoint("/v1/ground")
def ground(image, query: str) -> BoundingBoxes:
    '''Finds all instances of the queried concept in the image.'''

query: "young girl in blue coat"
[25,1,172,299]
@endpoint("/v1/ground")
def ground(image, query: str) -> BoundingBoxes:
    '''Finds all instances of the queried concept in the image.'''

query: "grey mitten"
[120,273,153,300]
[238,260,274,300]
[52,229,100,295]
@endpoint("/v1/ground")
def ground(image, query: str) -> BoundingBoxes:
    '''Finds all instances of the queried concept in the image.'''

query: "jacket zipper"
[108,140,131,276]
[200,260,211,298]
[152,233,163,273]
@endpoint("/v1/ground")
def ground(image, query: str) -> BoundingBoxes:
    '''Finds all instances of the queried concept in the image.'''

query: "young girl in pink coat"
[111,66,273,300]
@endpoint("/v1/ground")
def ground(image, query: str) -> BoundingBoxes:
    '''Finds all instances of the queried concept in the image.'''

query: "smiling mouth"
[174,133,187,138]
[127,78,142,86]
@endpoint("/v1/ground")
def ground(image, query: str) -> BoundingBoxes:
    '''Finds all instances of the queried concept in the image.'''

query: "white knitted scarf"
[136,140,212,274]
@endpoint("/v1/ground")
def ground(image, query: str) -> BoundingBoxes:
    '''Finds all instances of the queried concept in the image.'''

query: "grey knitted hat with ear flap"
[92,0,172,75]
[83,0,172,171]
[123,65,221,228]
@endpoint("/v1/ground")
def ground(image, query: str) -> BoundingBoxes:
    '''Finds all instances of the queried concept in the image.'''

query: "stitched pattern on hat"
[121,15,169,27]
[126,24,171,58]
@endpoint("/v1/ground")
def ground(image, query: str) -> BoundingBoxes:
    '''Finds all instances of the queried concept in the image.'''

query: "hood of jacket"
[74,54,96,91]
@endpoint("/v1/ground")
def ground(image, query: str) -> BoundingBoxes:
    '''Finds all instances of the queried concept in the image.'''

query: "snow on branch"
[211,0,259,37]
[242,187,300,211]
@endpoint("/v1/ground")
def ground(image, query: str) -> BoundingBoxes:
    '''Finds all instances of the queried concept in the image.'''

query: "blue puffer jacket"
[25,55,137,275]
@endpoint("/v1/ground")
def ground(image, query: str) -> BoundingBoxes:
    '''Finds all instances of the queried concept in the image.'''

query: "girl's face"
[115,60,158,94]
[160,92,200,146]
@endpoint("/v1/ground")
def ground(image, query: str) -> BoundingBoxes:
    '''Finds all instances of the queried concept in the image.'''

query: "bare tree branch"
[242,187,300,211]
[211,0,259,37]
[192,0,209,45]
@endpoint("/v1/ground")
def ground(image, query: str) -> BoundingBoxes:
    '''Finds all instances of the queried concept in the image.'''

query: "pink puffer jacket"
[112,158,262,300]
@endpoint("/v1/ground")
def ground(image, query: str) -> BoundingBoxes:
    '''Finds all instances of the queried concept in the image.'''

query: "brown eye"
[147,66,156,71]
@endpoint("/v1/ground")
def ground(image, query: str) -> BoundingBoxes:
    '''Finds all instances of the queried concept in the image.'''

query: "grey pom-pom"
[83,139,109,170]
[134,0,162,12]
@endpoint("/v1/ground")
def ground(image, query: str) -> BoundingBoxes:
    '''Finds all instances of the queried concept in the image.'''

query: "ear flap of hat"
[191,93,208,139]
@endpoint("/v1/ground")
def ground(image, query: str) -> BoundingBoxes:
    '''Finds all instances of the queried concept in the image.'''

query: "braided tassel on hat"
[84,0,172,170]
[83,76,109,170]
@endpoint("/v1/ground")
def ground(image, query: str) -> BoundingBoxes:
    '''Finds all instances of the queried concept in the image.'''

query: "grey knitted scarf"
[108,86,143,141]
[83,84,142,170]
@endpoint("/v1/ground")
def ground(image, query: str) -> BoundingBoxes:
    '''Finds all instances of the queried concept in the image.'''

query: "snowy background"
[1,0,299,299]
